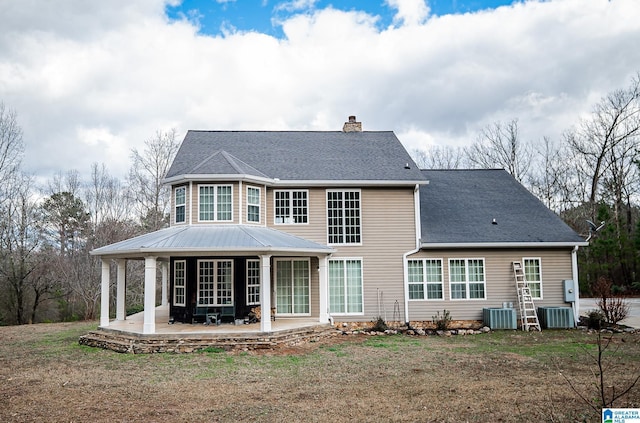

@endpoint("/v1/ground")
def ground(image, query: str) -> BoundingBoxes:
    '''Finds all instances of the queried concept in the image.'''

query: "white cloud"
[274,0,318,13]
[0,0,639,184]
[386,0,430,26]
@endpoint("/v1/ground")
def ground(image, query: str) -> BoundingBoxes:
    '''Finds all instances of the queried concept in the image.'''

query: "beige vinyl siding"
[407,248,574,321]
[266,186,417,321]
[355,188,417,320]
[266,187,326,242]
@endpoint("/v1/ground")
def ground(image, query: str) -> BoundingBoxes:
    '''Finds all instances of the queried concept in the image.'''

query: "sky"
[1,0,639,186]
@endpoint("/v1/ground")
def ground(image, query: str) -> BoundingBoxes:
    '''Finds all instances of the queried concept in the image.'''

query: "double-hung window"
[408,259,443,300]
[246,259,260,305]
[199,185,232,222]
[173,260,186,306]
[327,190,361,244]
[449,258,486,300]
[198,259,233,305]
[247,186,261,223]
[274,190,308,224]
[329,258,363,314]
[175,186,186,224]
[523,258,542,299]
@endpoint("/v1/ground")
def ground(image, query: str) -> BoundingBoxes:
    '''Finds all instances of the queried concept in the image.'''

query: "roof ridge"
[220,151,270,178]
[190,150,222,173]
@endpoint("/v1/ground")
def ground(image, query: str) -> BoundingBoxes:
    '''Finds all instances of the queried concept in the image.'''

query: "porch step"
[79,324,338,354]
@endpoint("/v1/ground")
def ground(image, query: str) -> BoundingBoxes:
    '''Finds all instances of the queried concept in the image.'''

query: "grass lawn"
[1,322,639,422]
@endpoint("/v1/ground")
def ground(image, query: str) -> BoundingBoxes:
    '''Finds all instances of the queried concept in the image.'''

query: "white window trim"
[326,189,363,246]
[174,186,187,225]
[246,259,261,306]
[328,257,364,316]
[274,258,312,316]
[523,257,543,300]
[197,259,234,306]
[198,184,233,222]
[448,258,487,301]
[246,186,261,224]
[407,258,444,301]
[173,260,186,306]
[273,189,309,225]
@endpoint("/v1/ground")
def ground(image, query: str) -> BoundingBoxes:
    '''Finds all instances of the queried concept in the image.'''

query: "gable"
[165,130,426,184]
[420,169,586,245]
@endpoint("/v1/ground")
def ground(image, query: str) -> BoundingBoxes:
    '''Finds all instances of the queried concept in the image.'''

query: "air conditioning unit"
[483,308,517,330]
[537,307,574,329]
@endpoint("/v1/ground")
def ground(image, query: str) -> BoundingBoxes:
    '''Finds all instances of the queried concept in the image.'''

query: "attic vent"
[343,115,362,132]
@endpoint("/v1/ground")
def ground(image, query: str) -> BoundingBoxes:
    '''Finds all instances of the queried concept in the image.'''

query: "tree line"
[0,108,179,325]
[412,72,640,296]
[1,73,639,325]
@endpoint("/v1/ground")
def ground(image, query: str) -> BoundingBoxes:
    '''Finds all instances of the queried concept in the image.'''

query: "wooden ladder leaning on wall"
[513,261,542,331]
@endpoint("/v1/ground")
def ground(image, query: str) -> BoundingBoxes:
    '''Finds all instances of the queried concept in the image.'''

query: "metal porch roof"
[91,225,335,257]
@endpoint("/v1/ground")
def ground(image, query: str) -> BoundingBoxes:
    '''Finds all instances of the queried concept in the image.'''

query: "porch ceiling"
[90,225,335,258]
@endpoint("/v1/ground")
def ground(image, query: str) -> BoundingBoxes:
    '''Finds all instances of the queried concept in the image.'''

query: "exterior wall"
[265,186,418,322]
[355,187,417,322]
[170,183,418,322]
[171,182,268,226]
[406,248,575,321]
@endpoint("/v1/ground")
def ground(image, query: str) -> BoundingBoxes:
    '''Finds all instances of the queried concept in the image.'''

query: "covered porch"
[106,304,324,335]
[90,225,335,338]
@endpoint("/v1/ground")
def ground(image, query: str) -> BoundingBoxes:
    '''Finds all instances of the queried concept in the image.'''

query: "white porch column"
[143,256,157,334]
[100,259,110,327]
[260,254,272,332]
[161,261,168,306]
[318,255,329,324]
[116,259,126,321]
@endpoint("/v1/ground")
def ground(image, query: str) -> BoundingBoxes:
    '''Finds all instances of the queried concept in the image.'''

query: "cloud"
[0,0,638,184]
[386,0,430,26]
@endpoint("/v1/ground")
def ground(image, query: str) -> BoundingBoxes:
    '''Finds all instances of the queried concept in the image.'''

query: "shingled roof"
[164,130,425,184]
[420,169,587,246]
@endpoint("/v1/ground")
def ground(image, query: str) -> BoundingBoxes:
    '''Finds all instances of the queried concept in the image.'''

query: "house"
[90,116,587,338]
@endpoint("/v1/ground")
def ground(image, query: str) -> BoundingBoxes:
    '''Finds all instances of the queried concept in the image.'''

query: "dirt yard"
[1,322,639,422]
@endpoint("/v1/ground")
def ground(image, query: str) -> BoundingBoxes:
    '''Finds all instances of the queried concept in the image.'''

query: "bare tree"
[464,119,532,182]
[0,173,53,324]
[127,129,180,231]
[85,162,132,227]
[411,145,466,169]
[528,137,580,214]
[0,102,24,207]
[567,73,640,214]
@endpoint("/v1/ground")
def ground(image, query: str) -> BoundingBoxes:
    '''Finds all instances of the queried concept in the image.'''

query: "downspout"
[571,245,580,326]
[239,180,243,224]
[402,184,422,326]
[188,181,193,225]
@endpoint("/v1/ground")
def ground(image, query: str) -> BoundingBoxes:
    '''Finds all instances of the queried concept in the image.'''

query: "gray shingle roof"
[420,169,586,245]
[91,225,335,257]
[165,131,425,183]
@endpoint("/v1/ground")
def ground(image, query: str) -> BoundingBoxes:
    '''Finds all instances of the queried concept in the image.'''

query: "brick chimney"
[342,115,362,132]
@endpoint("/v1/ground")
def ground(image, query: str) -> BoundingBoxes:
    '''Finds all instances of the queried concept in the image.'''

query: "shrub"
[370,316,388,332]
[593,276,630,325]
[432,309,452,331]
[126,304,144,316]
[586,309,606,329]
